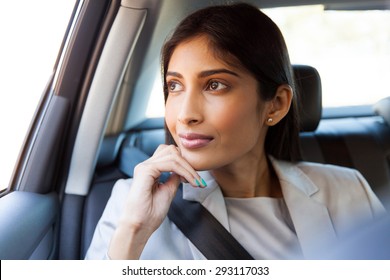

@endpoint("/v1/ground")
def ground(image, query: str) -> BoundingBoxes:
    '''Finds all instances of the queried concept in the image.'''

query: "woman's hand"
[108,144,205,259]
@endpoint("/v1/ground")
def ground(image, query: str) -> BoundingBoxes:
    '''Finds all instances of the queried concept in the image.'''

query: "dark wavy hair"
[161,2,301,161]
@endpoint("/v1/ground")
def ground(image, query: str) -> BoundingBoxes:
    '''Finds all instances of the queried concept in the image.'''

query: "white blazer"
[85,157,385,259]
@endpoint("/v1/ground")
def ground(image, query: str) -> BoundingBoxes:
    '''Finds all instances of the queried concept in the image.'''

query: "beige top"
[225,196,303,259]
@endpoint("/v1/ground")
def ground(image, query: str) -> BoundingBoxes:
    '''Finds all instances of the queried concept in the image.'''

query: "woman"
[85,3,384,259]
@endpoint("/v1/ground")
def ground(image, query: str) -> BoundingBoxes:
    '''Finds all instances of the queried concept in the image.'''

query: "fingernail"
[201,177,207,187]
[195,179,201,187]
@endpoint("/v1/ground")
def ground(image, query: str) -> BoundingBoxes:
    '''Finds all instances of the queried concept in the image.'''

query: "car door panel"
[0,191,58,259]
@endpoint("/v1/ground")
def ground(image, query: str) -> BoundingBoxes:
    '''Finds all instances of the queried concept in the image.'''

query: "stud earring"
[267,118,273,123]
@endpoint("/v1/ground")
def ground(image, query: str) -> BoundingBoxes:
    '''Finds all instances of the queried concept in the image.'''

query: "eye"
[206,80,228,91]
[167,80,183,92]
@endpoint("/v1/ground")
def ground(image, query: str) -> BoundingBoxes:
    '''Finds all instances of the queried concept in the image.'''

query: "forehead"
[168,35,243,72]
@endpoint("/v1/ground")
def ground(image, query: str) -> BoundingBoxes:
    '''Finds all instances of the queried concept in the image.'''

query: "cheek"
[212,100,261,139]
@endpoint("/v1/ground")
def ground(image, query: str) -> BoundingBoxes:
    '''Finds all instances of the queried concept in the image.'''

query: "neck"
[211,154,282,198]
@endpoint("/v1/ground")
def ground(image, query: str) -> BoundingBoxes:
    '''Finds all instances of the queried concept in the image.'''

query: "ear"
[265,85,293,126]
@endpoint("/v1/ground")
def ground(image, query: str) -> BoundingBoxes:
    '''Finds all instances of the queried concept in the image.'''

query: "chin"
[181,151,221,171]
[186,159,210,171]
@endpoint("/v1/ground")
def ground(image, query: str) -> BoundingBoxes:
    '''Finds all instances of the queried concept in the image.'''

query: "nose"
[177,89,203,126]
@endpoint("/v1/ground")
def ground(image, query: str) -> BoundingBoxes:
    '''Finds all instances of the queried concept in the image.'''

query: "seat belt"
[119,145,253,259]
[168,185,254,260]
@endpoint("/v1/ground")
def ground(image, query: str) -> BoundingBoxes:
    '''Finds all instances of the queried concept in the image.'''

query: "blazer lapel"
[270,158,338,259]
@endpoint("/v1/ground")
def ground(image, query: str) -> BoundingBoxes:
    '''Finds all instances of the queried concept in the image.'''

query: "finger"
[162,172,181,194]
[175,146,207,188]
[149,152,204,187]
[146,145,199,181]
[152,144,179,157]
[138,155,199,188]
[140,144,207,187]
[153,144,170,154]
[180,176,188,184]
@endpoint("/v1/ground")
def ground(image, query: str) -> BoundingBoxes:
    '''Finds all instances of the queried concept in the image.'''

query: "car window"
[263,5,390,108]
[0,0,75,192]
[146,4,390,117]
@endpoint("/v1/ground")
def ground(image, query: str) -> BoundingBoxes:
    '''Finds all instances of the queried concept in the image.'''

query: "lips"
[178,133,214,149]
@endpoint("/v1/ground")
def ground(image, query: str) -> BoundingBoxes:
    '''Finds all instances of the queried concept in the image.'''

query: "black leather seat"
[80,64,390,258]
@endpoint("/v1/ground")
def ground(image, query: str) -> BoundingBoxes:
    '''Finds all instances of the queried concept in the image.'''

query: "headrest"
[293,65,322,132]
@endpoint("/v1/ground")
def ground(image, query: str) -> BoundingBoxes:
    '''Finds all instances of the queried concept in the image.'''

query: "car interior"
[1,0,389,260]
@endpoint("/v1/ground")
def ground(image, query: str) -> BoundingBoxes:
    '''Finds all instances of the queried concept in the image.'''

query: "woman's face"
[165,36,271,171]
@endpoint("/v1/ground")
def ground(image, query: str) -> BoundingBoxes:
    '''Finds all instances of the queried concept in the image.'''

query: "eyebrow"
[166,69,239,79]
[198,69,239,78]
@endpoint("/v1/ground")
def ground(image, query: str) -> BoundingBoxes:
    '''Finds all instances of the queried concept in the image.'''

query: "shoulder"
[271,157,385,217]
[296,160,363,184]
[271,156,364,188]
[296,161,386,231]
[291,160,370,198]
[293,161,380,205]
